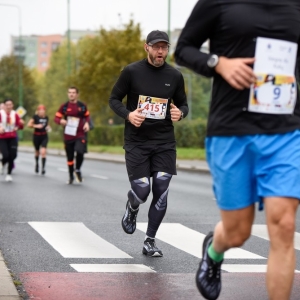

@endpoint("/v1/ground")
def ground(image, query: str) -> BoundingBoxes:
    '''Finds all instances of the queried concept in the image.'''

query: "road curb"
[19,146,211,174]
[0,250,21,299]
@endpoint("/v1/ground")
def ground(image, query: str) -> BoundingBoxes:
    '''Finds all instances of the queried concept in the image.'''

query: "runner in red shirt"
[0,99,24,182]
[54,87,90,184]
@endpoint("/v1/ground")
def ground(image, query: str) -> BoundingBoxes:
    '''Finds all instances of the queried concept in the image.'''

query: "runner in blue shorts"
[175,1,300,300]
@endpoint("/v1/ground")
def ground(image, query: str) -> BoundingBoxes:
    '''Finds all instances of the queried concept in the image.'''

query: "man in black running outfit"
[109,30,188,257]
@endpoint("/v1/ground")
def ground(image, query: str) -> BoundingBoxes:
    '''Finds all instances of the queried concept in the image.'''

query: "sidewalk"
[19,146,210,173]
[0,251,21,299]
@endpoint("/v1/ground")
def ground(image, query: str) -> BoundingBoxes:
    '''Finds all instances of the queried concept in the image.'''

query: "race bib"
[138,95,169,119]
[249,37,298,114]
[5,124,14,133]
[65,117,79,136]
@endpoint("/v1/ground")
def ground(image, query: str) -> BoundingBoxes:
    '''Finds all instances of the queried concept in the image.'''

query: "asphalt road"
[0,152,300,300]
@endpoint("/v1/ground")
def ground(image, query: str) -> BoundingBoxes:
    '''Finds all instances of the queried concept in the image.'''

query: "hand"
[60,119,67,126]
[83,122,90,132]
[46,125,51,132]
[35,124,44,129]
[19,119,25,126]
[0,127,4,134]
[170,103,182,122]
[215,57,256,90]
[128,108,146,127]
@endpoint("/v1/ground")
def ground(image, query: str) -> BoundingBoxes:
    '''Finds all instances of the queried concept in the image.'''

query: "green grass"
[19,141,206,160]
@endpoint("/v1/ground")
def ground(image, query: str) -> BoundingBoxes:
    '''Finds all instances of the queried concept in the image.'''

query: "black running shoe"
[143,238,163,257]
[35,164,39,174]
[196,232,222,300]
[121,200,139,234]
[67,176,74,185]
[74,171,83,183]
[41,169,46,175]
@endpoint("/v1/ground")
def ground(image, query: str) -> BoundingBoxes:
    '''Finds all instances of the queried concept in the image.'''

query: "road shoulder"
[0,250,21,299]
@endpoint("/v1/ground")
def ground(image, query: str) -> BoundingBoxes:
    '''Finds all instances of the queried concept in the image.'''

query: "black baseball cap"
[146,30,170,45]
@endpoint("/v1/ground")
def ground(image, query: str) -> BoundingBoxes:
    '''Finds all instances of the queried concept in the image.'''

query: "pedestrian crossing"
[137,223,264,259]
[28,222,300,273]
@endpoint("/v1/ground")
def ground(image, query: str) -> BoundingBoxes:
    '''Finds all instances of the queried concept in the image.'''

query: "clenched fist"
[170,103,182,122]
[128,108,146,127]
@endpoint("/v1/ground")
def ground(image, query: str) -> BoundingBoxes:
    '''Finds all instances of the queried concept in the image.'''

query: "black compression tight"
[65,142,84,176]
[128,172,172,238]
[0,138,17,175]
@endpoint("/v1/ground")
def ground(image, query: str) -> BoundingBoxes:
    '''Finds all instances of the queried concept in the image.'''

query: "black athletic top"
[109,59,188,144]
[175,0,300,136]
[33,115,48,135]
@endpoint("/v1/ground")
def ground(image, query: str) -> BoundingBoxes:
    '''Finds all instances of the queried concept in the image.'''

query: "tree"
[0,55,38,116]
[73,20,145,124]
[179,67,211,120]
[37,42,77,125]
[37,20,145,126]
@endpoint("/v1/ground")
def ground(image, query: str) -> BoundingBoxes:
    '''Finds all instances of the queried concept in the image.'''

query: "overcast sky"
[0,0,198,58]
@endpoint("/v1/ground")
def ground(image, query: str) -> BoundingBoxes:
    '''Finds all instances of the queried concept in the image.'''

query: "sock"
[35,156,39,165]
[208,244,224,262]
[42,158,46,169]
[76,154,84,170]
[145,235,154,241]
[68,164,74,178]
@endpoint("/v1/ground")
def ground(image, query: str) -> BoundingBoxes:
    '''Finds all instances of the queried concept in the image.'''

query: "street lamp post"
[167,0,171,63]
[0,4,23,110]
[67,0,71,77]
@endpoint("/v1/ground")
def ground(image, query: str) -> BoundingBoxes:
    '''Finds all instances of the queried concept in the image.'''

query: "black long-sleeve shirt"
[175,0,300,136]
[109,59,188,144]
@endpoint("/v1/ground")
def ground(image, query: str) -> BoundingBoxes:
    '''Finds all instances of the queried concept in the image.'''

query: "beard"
[149,52,167,67]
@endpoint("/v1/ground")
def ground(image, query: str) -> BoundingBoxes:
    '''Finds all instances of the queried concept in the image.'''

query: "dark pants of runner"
[128,172,172,238]
[125,142,176,238]
[64,139,86,177]
[0,138,18,175]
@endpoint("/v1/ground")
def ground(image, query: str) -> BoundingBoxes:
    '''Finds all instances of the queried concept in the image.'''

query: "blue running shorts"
[206,130,300,211]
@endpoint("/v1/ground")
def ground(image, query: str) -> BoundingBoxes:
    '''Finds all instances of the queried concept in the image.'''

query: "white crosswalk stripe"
[28,222,300,273]
[70,264,155,273]
[29,222,131,258]
[136,223,265,259]
[252,224,300,251]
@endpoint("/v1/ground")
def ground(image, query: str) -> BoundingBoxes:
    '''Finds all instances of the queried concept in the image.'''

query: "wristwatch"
[207,54,219,68]
[179,111,184,121]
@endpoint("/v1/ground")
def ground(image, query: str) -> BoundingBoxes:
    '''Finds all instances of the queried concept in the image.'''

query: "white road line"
[222,264,300,273]
[252,224,300,251]
[90,174,109,180]
[29,222,132,259]
[70,264,155,273]
[57,168,68,172]
[137,223,265,259]
[222,264,267,273]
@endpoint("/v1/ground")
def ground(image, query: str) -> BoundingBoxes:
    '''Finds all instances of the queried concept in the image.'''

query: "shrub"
[21,120,207,148]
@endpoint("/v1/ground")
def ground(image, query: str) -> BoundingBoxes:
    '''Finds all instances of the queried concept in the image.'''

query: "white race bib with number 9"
[248,37,298,114]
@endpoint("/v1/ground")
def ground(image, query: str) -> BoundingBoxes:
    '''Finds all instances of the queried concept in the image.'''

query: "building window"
[51,42,60,51]
[41,42,47,48]
[41,51,47,57]
[41,61,48,68]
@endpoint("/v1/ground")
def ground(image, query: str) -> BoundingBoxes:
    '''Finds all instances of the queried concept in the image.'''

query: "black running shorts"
[64,138,87,154]
[124,142,177,181]
[33,135,48,151]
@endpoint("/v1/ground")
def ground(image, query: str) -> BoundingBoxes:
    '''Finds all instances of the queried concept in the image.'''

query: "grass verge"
[19,141,206,160]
